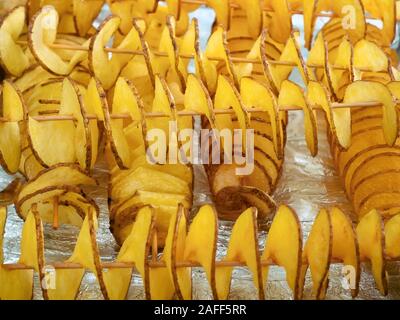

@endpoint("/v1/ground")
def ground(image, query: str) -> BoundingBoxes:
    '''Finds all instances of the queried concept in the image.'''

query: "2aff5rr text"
[154,304,247,317]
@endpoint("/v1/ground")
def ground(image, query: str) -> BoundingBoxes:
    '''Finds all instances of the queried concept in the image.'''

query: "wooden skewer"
[16,41,386,73]
[181,0,397,21]
[38,109,60,115]
[0,260,269,270]
[38,99,60,105]
[0,101,388,123]
[52,196,59,230]
[12,113,126,122]
[2,256,398,271]
[37,98,391,111]
[152,232,158,263]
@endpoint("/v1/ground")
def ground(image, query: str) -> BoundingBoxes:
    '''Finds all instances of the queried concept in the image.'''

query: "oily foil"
[0,5,400,300]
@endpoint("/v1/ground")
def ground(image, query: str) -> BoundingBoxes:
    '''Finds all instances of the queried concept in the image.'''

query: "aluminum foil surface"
[0,4,399,300]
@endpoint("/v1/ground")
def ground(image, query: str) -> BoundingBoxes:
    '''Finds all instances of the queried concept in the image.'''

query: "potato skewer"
[1,204,399,299]
[0,100,386,123]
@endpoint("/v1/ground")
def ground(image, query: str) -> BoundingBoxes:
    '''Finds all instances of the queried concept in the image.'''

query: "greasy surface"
[0,6,400,300]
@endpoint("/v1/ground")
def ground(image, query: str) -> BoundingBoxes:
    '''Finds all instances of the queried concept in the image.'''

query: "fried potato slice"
[16,187,72,218]
[2,73,27,122]
[114,155,193,186]
[17,186,98,226]
[25,80,63,114]
[34,198,92,227]
[184,74,216,128]
[233,35,262,81]
[211,164,276,216]
[19,207,45,283]
[299,209,332,300]
[110,190,190,217]
[265,0,292,44]
[330,36,353,100]
[166,0,181,19]
[0,208,43,300]
[361,0,396,45]
[259,29,281,95]
[384,214,400,259]
[0,80,27,174]
[57,13,78,34]
[28,116,76,168]
[111,166,191,202]
[148,215,178,300]
[154,16,185,92]
[14,65,53,94]
[242,0,262,38]
[303,0,318,49]
[73,0,104,37]
[349,153,400,196]
[27,0,42,21]
[207,0,230,29]
[84,78,105,168]
[146,75,180,161]
[41,0,72,15]
[230,0,263,39]
[205,27,239,88]
[29,6,89,75]
[269,31,310,89]
[180,19,207,86]
[330,207,360,297]
[104,77,146,169]
[199,57,218,96]
[166,205,191,300]
[215,207,264,299]
[356,209,388,295]
[307,32,337,94]
[214,75,250,137]
[0,6,30,76]
[103,206,154,300]
[24,80,76,165]
[47,209,106,299]
[344,81,398,146]
[108,0,137,34]
[341,146,400,199]
[140,0,158,13]
[307,81,351,150]
[144,5,168,49]
[352,171,400,213]
[184,205,218,298]
[151,75,193,159]
[335,134,393,185]
[241,77,283,158]
[279,80,318,156]
[110,193,190,247]
[59,78,91,171]
[331,0,366,43]
[120,18,155,91]
[148,258,174,300]
[262,205,302,299]
[387,81,400,100]
[17,164,96,203]
[353,39,392,78]
[89,16,145,90]
[0,179,22,206]
[0,266,34,300]
[180,19,217,93]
